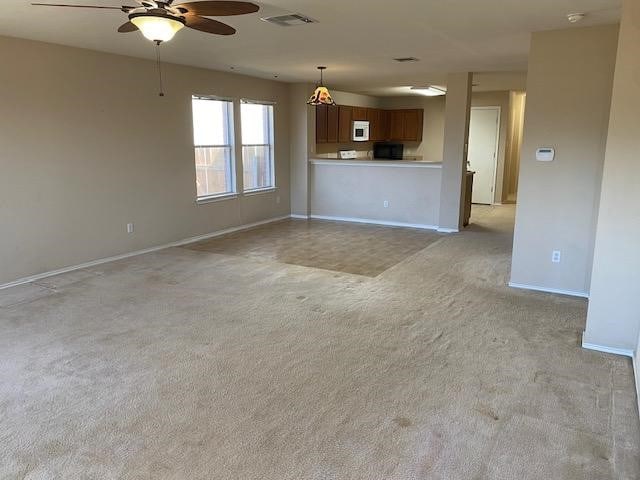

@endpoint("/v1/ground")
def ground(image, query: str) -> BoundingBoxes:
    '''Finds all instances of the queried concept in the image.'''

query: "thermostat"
[536,147,555,162]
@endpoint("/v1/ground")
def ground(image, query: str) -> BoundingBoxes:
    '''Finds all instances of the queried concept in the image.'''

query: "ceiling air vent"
[262,14,317,27]
[394,57,420,63]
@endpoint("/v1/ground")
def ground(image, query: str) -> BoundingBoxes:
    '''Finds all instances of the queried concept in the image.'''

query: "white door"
[468,107,500,204]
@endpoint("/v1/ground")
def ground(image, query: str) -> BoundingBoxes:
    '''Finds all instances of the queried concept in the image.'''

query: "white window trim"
[243,187,278,196]
[239,100,276,192]
[196,192,239,205]
[192,96,237,200]
[241,98,277,106]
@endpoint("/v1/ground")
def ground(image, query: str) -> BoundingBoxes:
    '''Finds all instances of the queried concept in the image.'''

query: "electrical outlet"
[383,200,389,208]
[127,223,134,234]
[276,195,281,204]
[552,250,561,263]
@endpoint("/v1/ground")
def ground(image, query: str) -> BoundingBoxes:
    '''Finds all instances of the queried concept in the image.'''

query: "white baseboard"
[290,214,310,219]
[0,215,291,291]
[581,334,635,358]
[508,282,589,299]
[634,355,640,417]
[581,335,639,418]
[309,214,439,231]
[437,227,459,233]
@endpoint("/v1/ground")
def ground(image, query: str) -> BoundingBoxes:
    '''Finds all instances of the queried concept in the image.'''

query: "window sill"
[196,193,239,205]
[243,187,278,197]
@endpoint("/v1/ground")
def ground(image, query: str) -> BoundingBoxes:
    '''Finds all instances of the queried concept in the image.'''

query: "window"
[241,101,275,191]
[192,96,235,199]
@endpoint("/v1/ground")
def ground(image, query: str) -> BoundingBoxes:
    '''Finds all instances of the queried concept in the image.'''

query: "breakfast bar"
[309,157,443,229]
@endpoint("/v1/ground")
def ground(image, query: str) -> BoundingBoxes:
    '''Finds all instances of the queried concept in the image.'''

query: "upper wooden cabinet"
[327,106,339,143]
[387,109,424,142]
[316,104,423,144]
[389,110,405,141]
[338,106,352,143]
[316,105,328,143]
[352,107,368,121]
[315,105,340,144]
[379,110,391,141]
[401,109,424,142]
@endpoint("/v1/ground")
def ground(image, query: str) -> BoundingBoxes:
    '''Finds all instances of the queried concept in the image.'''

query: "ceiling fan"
[31,1,260,43]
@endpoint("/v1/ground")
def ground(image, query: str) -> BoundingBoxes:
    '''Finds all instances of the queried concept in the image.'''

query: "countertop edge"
[310,158,443,168]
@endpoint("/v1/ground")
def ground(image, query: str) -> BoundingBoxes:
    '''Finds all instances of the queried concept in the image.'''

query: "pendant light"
[307,66,336,106]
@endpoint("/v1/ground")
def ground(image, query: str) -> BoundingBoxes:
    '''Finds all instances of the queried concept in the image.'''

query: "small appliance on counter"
[338,150,358,159]
[352,121,370,142]
[373,142,404,160]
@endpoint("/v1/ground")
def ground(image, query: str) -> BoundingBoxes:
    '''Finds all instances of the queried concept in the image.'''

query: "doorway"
[468,107,501,205]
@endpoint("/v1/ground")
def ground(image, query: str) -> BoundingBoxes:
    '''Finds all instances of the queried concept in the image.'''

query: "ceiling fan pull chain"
[155,40,165,97]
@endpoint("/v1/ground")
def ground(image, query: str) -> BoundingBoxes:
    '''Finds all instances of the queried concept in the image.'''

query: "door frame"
[469,106,501,204]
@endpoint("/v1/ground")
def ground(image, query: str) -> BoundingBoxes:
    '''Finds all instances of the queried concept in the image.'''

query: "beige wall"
[289,83,314,216]
[503,92,526,203]
[0,36,291,285]
[584,0,640,352]
[510,24,619,296]
[438,73,473,231]
[310,163,442,227]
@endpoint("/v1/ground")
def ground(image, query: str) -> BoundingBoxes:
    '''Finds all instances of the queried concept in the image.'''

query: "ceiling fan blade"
[31,3,135,11]
[185,15,236,35]
[176,1,258,16]
[117,21,138,32]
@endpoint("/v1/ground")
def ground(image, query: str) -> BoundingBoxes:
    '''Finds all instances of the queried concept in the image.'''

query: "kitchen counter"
[310,157,442,168]
[314,152,427,161]
[309,156,443,229]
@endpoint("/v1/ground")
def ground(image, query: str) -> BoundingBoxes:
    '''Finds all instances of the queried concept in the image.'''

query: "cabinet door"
[367,108,380,141]
[389,110,405,140]
[327,106,339,143]
[352,107,368,121]
[403,109,423,141]
[379,110,391,140]
[316,105,328,143]
[338,106,352,143]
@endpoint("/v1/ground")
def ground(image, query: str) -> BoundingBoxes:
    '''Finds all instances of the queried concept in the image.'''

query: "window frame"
[240,99,276,193]
[191,94,237,202]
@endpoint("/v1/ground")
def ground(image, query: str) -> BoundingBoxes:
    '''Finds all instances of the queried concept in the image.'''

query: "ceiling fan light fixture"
[307,67,336,106]
[130,12,186,43]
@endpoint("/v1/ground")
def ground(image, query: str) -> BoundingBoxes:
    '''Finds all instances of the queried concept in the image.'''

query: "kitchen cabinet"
[379,110,391,141]
[352,107,368,121]
[327,106,339,143]
[367,108,382,141]
[389,110,405,140]
[403,109,423,141]
[338,106,352,143]
[316,105,340,143]
[316,105,328,143]
[388,109,423,142]
[316,104,423,144]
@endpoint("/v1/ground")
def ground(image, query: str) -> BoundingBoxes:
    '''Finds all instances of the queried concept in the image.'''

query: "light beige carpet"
[0,206,638,479]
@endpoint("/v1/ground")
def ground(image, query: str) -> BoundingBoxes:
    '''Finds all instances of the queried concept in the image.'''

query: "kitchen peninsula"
[309,156,443,230]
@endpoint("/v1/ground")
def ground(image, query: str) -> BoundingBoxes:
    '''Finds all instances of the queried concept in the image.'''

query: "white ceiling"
[1,0,622,94]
